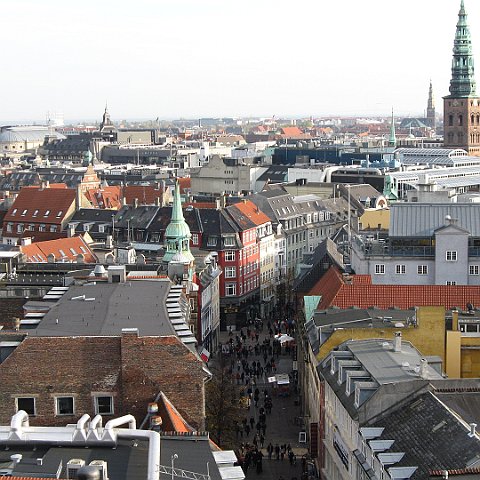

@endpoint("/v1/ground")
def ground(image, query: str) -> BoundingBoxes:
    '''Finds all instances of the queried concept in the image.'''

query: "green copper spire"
[163,179,194,264]
[388,108,396,148]
[448,0,476,97]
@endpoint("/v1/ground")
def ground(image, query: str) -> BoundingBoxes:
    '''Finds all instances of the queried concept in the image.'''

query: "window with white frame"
[395,264,406,275]
[17,224,24,233]
[192,233,199,245]
[55,396,74,416]
[16,397,36,415]
[207,236,217,247]
[446,281,457,286]
[225,283,236,296]
[375,264,385,275]
[446,251,457,261]
[225,250,235,262]
[417,265,428,275]
[94,395,114,415]
[470,265,479,275]
[225,266,236,278]
[39,224,46,232]
[50,225,57,233]
[6,223,12,232]
[224,236,235,247]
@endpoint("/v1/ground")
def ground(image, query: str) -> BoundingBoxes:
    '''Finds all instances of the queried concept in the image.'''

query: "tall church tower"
[427,80,436,128]
[163,179,195,283]
[444,0,480,155]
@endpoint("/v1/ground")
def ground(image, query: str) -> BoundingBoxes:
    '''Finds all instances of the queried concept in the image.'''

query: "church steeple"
[427,80,436,128]
[388,108,396,148]
[163,179,195,265]
[448,0,476,97]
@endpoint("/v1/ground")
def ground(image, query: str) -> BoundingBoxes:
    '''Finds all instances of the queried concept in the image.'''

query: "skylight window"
[32,210,39,217]
[21,209,27,216]
[44,210,50,217]
[56,211,63,218]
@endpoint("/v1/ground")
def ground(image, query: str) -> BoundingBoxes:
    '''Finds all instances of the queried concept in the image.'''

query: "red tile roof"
[85,186,122,209]
[280,126,304,137]
[178,177,191,194]
[157,391,194,433]
[3,185,76,225]
[229,200,271,226]
[310,267,480,310]
[122,185,163,205]
[20,236,96,263]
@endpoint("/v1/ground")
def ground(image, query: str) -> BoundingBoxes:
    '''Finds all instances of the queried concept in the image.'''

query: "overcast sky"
[2,0,479,122]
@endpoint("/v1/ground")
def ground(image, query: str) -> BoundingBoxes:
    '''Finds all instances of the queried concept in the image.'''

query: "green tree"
[205,354,243,448]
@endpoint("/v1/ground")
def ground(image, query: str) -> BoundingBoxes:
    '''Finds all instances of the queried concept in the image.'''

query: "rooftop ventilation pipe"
[393,331,402,353]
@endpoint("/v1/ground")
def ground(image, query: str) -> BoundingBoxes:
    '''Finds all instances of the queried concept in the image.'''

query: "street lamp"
[171,454,178,480]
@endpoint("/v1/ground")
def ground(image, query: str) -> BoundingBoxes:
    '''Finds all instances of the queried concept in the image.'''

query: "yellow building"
[446,310,480,378]
[358,208,390,231]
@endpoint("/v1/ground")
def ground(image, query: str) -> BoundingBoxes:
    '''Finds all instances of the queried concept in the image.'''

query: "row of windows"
[16,395,114,417]
[375,263,480,276]
[11,208,63,218]
[225,277,259,296]
[7,223,58,233]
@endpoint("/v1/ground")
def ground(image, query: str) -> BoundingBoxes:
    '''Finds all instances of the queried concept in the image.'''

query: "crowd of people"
[217,315,301,477]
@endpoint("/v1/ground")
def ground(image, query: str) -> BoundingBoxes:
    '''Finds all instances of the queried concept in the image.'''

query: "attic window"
[44,210,50,217]
[56,211,63,218]
[59,249,67,257]
[224,236,235,247]
[207,236,217,247]
[70,248,77,255]
[80,246,87,254]
[11,209,17,216]
[21,209,27,216]
[32,209,39,217]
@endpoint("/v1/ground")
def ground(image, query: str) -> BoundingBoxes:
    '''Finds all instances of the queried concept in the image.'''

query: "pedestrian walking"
[275,444,280,460]
[267,442,273,460]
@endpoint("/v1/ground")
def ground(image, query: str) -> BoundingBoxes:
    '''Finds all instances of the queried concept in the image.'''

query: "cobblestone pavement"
[213,323,309,480]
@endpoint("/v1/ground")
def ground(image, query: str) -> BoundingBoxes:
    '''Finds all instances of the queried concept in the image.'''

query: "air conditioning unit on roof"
[67,458,85,479]
[89,460,109,480]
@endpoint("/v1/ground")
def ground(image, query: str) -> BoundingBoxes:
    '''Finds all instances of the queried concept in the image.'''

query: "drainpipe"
[116,429,160,480]
[10,410,29,432]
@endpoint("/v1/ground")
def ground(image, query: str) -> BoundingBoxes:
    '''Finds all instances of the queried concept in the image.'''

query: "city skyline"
[3,0,480,122]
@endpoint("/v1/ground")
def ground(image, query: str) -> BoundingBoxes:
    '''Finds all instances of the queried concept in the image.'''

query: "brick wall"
[0,333,206,430]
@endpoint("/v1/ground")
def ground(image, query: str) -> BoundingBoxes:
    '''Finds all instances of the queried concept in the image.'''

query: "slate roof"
[310,266,480,310]
[197,209,241,250]
[32,281,174,337]
[368,392,480,479]
[148,206,202,234]
[256,166,289,183]
[114,205,159,230]
[0,171,41,191]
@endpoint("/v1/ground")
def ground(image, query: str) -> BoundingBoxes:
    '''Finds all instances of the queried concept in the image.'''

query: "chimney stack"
[420,358,428,379]
[468,423,477,437]
[133,198,139,208]
[393,331,402,352]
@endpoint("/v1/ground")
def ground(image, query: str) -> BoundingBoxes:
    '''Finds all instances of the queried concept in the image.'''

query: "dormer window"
[44,210,50,217]
[224,236,235,247]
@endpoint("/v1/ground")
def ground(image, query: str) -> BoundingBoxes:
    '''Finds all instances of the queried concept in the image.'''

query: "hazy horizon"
[1,0,477,122]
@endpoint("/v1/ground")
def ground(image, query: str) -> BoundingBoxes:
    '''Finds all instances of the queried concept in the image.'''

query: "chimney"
[67,223,76,238]
[105,235,113,249]
[420,358,428,379]
[76,184,82,211]
[216,198,222,210]
[13,317,20,332]
[452,309,459,331]
[133,198,139,208]
[41,180,49,190]
[442,472,449,480]
[393,331,402,352]
[154,197,161,207]
[21,237,32,246]
[468,423,477,437]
